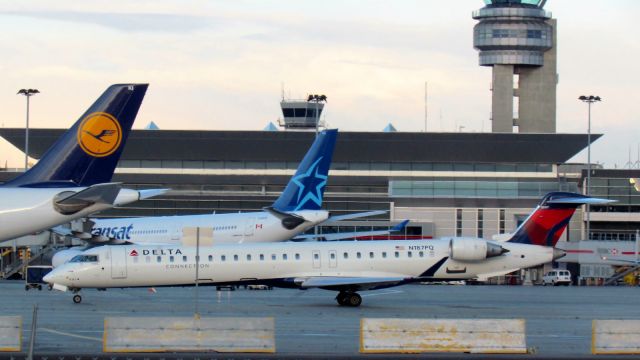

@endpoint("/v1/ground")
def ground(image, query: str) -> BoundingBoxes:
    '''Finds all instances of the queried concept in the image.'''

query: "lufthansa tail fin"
[4,84,148,188]
[272,129,338,212]
[508,192,614,247]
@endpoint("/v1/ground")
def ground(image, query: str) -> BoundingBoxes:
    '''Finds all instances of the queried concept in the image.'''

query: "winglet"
[4,84,148,188]
[272,129,338,212]
[391,220,410,232]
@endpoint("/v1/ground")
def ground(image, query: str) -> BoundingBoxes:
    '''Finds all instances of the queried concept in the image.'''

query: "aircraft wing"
[324,210,388,223]
[295,276,408,291]
[292,220,409,241]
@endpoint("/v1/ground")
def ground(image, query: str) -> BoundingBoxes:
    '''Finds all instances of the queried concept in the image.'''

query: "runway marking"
[361,290,403,297]
[38,327,102,342]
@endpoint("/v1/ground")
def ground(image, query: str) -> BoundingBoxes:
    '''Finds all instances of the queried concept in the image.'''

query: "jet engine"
[52,247,86,268]
[449,238,508,262]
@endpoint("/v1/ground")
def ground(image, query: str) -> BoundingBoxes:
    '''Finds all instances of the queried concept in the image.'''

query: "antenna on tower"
[281,82,285,101]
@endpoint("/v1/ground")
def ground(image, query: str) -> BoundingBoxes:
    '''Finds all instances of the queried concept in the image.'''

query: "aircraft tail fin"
[4,84,148,188]
[272,129,338,211]
[508,192,614,246]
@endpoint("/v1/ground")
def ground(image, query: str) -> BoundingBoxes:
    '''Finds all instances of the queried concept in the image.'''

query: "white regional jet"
[45,192,612,306]
[0,84,164,243]
[52,129,398,266]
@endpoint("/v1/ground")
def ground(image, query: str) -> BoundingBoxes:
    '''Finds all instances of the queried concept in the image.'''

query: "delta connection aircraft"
[0,84,165,243]
[45,192,613,306]
[52,129,402,266]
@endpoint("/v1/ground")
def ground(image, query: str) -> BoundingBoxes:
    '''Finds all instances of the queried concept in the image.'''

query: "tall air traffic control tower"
[473,0,557,133]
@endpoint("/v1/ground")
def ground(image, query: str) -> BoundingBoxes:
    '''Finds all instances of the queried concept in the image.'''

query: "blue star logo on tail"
[292,157,327,211]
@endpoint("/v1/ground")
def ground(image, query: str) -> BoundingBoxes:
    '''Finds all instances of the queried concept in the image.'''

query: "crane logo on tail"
[77,112,122,157]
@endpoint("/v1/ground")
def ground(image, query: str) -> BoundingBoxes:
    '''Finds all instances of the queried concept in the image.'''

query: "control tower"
[277,94,326,130]
[473,0,557,133]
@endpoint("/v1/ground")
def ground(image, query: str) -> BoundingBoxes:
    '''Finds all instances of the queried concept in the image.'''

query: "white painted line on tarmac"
[361,290,403,297]
[38,327,102,342]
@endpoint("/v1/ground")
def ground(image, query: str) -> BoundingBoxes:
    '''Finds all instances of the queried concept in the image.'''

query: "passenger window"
[357,252,362,259]
[233,255,238,261]
[369,252,374,259]
[295,253,300,260]
[330,253,335,259]
[247,254,252,261]
[382,252,387,258]
[133,256,139,263]
[183,256,187,262]
[283,254,288,261]
[343,252,348,259]
[272,254,277,261]
[408,251,413,258]
[221,255,226,262]
[170,256,174,263]
[314,253,319,260]
[419,251,424,258]
[145,256,151,263]
[260,254,264,261]
[208,255,213,262]
[395,251,399,258]
[156,256,162,263]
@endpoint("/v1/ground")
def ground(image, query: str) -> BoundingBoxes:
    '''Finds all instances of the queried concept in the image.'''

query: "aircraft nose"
[43,269,63,284]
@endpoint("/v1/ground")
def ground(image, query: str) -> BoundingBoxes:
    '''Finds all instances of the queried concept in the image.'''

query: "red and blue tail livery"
[272,129,338,212]
[4,84,148,188]
[508,192,614,247]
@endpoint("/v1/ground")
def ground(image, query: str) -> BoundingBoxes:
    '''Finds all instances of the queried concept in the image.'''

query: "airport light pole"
[307,94,327,136]
[17,89,40,171]
[579,95,601,241]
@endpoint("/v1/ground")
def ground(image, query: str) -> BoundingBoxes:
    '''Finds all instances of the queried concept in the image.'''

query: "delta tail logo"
[77,112,122,157]
[292,157,327,211]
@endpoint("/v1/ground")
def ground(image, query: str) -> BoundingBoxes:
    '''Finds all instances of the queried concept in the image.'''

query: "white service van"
[542,269,572,286]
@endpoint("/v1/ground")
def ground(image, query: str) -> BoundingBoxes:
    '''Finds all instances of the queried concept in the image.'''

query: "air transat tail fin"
[272,129,338,212]
[4,84,148,188]
[508,192,614,247]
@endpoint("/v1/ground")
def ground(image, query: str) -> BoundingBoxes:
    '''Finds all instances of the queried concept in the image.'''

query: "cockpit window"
[69,255,99,263]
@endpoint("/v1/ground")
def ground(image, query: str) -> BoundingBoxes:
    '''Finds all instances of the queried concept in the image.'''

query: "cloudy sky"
[0,0,638,168]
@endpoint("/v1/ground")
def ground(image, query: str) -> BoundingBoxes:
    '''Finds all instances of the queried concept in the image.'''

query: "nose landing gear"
[336,291,362,307]
[71,289,82,303]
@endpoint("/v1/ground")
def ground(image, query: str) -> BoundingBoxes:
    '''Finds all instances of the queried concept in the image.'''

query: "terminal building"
[1,0,637,285]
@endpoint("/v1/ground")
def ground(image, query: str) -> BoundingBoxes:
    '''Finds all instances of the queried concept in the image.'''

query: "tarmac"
[1,280,639,359]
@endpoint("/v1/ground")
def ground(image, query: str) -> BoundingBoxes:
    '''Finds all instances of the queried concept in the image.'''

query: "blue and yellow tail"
[508,192,613,247]
[272,129,338,211]
[4,84,148,188]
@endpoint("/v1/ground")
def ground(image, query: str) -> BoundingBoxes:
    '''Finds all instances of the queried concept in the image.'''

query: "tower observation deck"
[473,0,557,133]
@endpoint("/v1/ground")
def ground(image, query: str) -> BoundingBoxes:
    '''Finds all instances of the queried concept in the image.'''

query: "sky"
[0,0,638,168]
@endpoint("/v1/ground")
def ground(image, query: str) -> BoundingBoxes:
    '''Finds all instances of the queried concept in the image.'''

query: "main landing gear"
[336,291,362,307]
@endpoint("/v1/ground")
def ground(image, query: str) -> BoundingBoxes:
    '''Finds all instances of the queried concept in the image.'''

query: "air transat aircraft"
[52,129,399,266]
[45,192,613,305]
[0,84,164,243]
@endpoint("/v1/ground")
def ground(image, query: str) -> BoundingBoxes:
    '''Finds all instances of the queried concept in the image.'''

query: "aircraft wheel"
[347,293,362,307]
[73,295,82,304]
[336,292,348,306]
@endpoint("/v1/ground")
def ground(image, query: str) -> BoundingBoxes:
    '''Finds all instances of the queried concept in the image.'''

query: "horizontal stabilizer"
[325,210,388,223]
[293,220,408,241]
[545,196,615,205]
[53,183,121,215]
[139,188,170,200]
